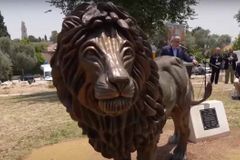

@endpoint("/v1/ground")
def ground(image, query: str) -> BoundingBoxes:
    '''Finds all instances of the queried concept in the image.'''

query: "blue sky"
[0,0,240,40]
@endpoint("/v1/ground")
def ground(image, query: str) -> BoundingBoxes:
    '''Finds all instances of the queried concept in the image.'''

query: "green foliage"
[192,50,205,62]
[207,34,219,49]
[12,43,35,56]
[14,52,37,73]
[28,35,41,42]
[233,35,240,50]
[191,27,210,49]
[31,42,47,64]
[31,42,48,53]
[0,37,12,54]
[35,52,45,64]
[20,38,30,45]
[217,34,231,48]
[185,30,196,52]
[0,37,48,76]
[184,27,232,62]
[0,11,10,37]
[150,26,168,49]
[186,27,231,53]
[0,50,12,81]
[46,0,198,35]
[10,43,38,74]
[234,9,240,24]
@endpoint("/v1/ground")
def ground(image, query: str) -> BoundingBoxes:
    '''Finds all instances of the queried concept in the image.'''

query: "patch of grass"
[0,92,83,160]
[48,123,83,144]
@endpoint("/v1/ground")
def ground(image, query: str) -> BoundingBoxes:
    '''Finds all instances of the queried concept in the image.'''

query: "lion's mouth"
[98,97,132,115]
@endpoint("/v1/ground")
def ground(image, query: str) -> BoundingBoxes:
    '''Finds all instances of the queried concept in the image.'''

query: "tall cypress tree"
[0,11,10,37]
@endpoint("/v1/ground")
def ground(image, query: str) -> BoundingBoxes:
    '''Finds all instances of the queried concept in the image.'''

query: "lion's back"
[155,56,192,114]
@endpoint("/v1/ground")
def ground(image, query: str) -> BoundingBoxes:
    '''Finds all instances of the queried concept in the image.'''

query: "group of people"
[158,35,240,99]
[209,47,238,84]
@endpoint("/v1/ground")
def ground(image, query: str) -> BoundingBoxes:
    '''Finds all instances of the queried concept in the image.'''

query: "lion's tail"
[191,82,212,106]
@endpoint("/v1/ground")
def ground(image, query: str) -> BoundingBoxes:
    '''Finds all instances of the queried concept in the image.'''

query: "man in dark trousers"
[210,47,223,84]
[159,36,198,76]
[223,48,238,84]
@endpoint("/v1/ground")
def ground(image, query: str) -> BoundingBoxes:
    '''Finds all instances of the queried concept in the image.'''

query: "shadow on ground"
[13,91,59,103]
[156,144,175,160]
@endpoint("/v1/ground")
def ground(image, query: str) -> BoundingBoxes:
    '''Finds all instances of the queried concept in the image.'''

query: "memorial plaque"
[189,100,230,143]
[200,108,219,130]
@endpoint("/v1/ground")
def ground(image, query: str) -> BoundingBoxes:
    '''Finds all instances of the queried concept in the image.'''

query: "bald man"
[160,36,198,64]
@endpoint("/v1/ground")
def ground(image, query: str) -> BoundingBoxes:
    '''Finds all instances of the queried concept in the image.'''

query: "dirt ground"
[1,76,240,160]
[24,120,240,160]
[23,77,240,160]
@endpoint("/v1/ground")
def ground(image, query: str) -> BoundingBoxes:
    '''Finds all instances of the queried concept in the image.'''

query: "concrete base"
[189,100,230,143]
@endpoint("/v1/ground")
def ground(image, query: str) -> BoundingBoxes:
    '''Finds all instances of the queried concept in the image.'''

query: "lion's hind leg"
[170,106,190,160]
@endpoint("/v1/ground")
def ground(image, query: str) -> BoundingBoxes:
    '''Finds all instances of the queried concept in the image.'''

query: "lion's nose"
[108,76,130,91]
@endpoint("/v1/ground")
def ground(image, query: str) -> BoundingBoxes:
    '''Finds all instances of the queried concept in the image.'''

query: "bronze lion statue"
[51,2,212,160]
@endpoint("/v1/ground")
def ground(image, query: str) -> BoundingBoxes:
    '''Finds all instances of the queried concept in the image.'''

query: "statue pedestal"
[189,100,230,143]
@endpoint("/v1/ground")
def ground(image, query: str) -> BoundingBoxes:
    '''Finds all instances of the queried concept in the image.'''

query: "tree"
[233,35,240,50]
[31,42,47,64]
[0,37,12,54]
[191,27,210,50]
[207,34,219,49]
[0,36,47,75]
[14,52,37,74]
[46,0,198,35]
[150,26,168,49]
[10,43,38,74]
[0,50,12,81]
[0,11,10,37]
[217,34,231,48]
[50,30,58,43]
[234,9,240,24]
[185,30,196,52]
[28,35,40,42]
[44,35,48,41]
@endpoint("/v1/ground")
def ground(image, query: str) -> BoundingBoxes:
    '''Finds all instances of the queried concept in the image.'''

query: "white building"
[40,64,52,81]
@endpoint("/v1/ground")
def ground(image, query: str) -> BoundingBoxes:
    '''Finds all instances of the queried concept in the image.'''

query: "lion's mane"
[51,2,165,159]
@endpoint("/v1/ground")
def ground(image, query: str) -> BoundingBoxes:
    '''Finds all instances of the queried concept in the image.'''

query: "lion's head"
[51,2,165,158]
[51,2,160,118]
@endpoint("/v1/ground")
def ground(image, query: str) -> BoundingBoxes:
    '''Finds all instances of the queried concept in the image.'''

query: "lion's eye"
[83,48,104,70]
[84,49,102,62]
[122,48,134,66]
